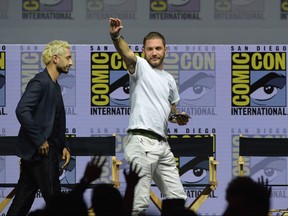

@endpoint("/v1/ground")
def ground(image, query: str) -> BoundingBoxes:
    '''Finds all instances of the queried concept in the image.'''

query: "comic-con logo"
[214,0,264,20]
[281,0,288,20]
[150,0,200,20]
[86,0,136,20]
[90,48,143,116]
[22,0,73,20]
[177,52,216,106]
[0,47,7,115]
[20,46,77,115]
[0,49,6,108]
[0,0,9,19]
[231,52,287,115]
[90,47,216,116]
[173,50,216,116]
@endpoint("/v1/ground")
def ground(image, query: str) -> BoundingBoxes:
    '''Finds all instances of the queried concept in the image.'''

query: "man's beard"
[58,67,69,74]
[146,57,164,69]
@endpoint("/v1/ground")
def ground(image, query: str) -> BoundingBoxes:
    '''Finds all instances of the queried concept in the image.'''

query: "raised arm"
[123,159,143,216]
[109,17,137,74]
[75,155,106,193]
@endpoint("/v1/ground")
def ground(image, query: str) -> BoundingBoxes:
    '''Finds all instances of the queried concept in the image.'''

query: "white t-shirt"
[127,56,180,138]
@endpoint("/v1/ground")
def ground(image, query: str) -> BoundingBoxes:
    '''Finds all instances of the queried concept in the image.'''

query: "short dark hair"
[143,32,166,47]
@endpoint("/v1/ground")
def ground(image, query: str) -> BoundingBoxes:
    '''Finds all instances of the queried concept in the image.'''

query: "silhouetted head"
[223,176,270,216]
[92,183,123,216]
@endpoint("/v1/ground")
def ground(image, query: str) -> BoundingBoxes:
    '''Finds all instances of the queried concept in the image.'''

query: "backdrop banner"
[0,44,287,215]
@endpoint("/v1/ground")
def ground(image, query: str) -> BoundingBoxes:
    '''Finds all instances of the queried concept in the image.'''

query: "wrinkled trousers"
[124,133,187,216]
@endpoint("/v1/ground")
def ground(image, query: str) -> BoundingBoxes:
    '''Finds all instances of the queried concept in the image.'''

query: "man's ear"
[52,55,58,64]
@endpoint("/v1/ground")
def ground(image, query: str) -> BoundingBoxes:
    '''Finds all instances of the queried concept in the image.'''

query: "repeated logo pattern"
[150,0,201,20]
[231,48,287,115]
[22,0,73,20]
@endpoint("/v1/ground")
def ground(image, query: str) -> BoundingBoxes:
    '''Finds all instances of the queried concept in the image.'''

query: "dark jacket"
[15,69,69,161]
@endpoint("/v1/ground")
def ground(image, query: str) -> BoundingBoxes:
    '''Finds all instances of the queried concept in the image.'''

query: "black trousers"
[7,146,61,216]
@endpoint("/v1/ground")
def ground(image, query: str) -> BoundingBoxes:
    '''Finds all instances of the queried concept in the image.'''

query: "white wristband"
[111,34,123,42]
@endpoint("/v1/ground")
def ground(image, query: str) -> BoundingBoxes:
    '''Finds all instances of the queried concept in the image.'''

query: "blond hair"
[42,40,70,66]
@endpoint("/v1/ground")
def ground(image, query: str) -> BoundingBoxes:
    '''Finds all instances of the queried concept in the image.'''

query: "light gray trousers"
[124,133,187,216]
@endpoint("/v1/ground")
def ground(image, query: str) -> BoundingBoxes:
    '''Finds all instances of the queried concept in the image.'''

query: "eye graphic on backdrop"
[109,73,130,106]
[0,74,5,106]
[0,157,4,183]
[180,72,215,106]
[0,74,5,89]
[0,156,4,173]
[232,0,255,6]
[179,156,209,185]
[103,0,126,6]
[59,157,76,184]
[167,0,190,6]
[40,0,62,6]
[250,157,286,184]
[58,74,75,97]
[250,72,286,106]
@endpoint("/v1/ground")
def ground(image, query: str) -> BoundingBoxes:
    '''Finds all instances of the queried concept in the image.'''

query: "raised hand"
[124,159,143,188]
[109,17,123,38]
[257,175,271,197]
[82,155,106,184]
[123,159,144,216]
